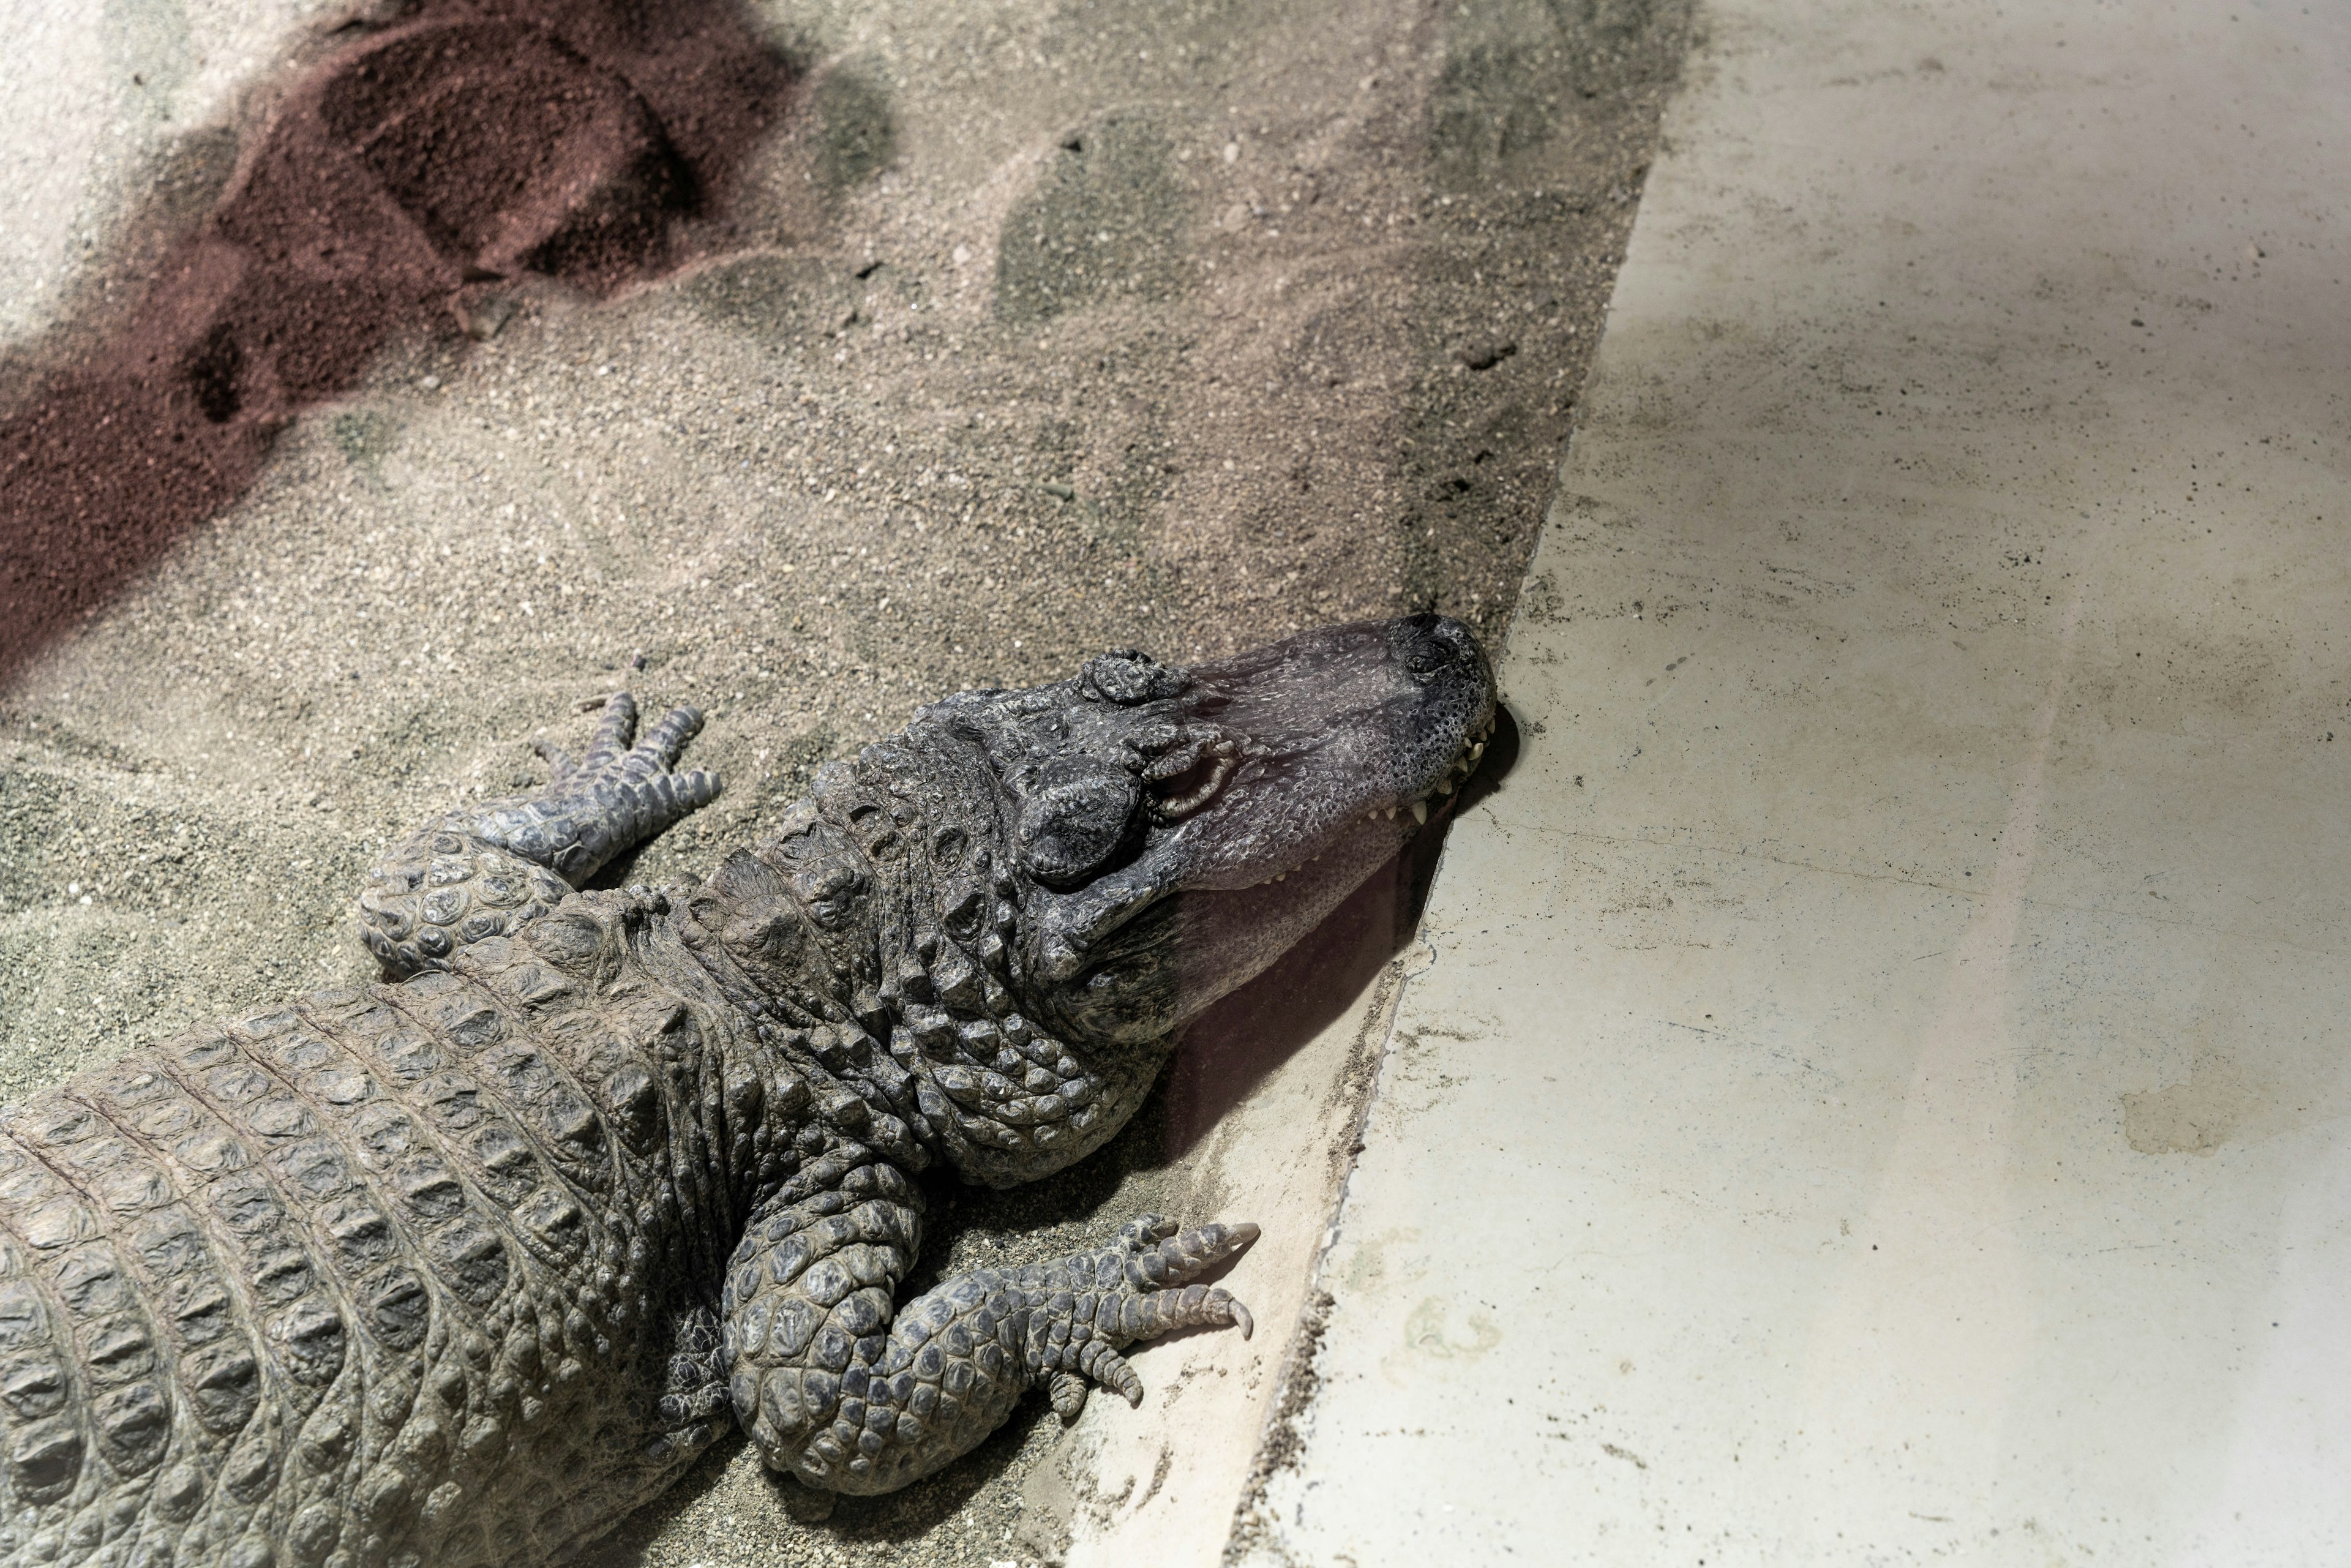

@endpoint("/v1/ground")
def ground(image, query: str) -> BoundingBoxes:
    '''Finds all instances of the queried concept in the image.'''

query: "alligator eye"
[1146,744,1235,821]
[1019,756,1142,887]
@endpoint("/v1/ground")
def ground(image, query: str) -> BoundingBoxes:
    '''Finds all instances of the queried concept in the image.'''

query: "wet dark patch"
[679,252,846,343]
[814,62,900,193]
[1431,0,1663,189]
[1394,0,1692,622]
[0,0,794,684]
[329,408,399,488]
[995,113,1185,324]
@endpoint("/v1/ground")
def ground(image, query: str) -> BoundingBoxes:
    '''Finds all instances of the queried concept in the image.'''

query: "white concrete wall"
[1239,1,2351,1562]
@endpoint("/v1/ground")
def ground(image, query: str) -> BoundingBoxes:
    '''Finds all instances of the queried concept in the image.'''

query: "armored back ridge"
[0,616,1494,1564]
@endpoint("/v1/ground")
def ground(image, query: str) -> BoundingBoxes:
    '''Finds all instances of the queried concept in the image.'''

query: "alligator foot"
[358,690,721,975]
[1031,1214,1260,1422]
[495,692,723,882]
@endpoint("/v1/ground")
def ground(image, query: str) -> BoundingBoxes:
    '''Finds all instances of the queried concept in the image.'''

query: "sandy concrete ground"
[0,1,1690,1563]
[1242,0,2351,1562]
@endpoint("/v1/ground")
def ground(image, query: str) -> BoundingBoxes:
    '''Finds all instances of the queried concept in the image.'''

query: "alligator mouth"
[1346,706,1499,828]
[1403,707,1496,820]
[1240,707,1498,888]
[1022,616,1497,1044]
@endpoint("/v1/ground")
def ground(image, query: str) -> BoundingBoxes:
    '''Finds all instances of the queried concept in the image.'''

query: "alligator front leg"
[356,691,720,977]
[722,1150,1257,1495]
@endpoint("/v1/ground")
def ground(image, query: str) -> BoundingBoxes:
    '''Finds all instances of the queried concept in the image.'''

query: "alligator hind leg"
[722,1149,1258,1496]
[356,691,721,977]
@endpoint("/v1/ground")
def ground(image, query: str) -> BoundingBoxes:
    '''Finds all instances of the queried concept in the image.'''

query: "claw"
[1117,1282,1254,1344]
[630,705,707,775]
[1168,1221,1259,1273]
[1073,1340,1144,1406]
[1114,1213,1175,1252]
[532,739,577,784]
[364,684,722,979]
[580,691,642,773]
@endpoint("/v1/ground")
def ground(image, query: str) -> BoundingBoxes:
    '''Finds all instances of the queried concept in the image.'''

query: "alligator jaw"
[1237,702,1497,887]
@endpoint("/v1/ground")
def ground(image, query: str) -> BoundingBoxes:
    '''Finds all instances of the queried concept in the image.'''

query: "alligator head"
[707,615,1496,1186]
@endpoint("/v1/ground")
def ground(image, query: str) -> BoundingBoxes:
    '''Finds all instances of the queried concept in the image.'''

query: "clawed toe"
[1122,1220,1259,1291]
[533,738,578,781]
[630,705,706,774]
[481,692,722,884]
[1114,1213,1177,1251]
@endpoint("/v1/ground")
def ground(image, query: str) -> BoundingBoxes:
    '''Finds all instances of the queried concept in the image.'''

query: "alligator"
[0,614,1494,1567]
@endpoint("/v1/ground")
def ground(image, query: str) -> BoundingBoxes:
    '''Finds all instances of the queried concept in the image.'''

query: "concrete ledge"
[1239,1,2351,1562]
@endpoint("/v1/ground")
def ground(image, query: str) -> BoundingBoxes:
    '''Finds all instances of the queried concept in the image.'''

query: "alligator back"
[0,910,738,1567]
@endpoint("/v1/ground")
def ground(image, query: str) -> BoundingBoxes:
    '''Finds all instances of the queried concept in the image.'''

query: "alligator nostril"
[1403,618,1458,676]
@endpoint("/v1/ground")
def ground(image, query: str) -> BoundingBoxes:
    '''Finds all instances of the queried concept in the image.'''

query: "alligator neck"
[681,747,1167,1191]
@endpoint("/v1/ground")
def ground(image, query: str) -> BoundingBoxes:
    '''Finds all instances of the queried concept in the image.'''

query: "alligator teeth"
[1411,800,1428,824]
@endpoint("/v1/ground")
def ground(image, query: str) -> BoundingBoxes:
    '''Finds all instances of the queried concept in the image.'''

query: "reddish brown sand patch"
[0,0,791,683]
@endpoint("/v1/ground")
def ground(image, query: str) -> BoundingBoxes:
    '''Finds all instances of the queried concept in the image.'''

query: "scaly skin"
[0,616,1494,1565]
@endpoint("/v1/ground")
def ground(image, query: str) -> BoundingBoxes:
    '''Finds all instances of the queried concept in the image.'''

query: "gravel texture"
[0,0,1691,1562]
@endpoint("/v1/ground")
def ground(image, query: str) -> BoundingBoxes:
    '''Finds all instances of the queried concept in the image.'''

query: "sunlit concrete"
[1237,1,2351,1562]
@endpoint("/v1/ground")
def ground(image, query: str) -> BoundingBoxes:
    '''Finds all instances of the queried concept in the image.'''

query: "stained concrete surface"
[1236,0,2351,1563]
[0,1,1691,1565]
